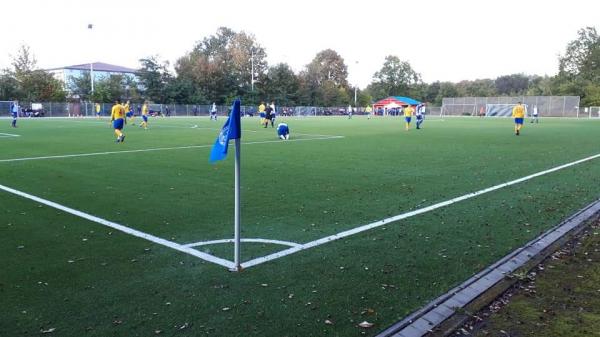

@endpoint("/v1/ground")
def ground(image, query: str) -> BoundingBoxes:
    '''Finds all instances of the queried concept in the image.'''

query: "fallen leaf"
[358,321,374,328]
[40,328,56,334]
[324,319,333,325]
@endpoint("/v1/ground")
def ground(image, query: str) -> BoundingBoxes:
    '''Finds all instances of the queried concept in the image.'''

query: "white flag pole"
[233,137,242,271]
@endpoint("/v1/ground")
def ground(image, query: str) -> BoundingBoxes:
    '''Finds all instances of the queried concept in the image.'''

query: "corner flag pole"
[233,137,241,271]
[208,99,242,271]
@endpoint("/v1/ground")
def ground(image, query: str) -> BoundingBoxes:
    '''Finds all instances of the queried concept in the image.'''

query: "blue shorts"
[126,112,133,118]
[405,117,412,123]
[259,112,265,118]
[514,118,524,125]
[142,115,148,122]
[113,118,124,130]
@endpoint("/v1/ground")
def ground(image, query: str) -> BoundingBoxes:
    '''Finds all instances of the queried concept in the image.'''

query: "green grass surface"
[470,221,600,337]
[1,115,600,336]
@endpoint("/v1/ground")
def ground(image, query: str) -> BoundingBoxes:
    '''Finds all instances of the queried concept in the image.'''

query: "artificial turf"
[1,115,599,336]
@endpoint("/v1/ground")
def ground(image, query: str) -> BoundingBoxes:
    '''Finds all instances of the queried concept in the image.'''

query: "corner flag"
[209,99,241,162]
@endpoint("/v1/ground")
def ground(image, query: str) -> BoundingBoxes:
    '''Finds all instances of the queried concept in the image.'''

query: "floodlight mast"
[88,24,94,95]
[251,50,254,92]
[354,61,359,108]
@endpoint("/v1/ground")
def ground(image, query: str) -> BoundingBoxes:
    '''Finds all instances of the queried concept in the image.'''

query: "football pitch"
[1,115,600,336]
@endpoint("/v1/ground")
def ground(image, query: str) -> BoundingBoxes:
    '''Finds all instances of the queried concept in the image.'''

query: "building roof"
[47,62,138,73]
[373,96,422,107]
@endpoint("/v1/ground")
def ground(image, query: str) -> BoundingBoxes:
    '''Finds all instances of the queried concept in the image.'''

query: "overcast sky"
[1,0,598,88]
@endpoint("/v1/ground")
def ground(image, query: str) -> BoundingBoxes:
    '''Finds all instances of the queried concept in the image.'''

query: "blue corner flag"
[209,99,241,162]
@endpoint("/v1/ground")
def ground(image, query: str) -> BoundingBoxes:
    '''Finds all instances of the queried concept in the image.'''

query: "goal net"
[485,104,528,117]
[440,104,477,117]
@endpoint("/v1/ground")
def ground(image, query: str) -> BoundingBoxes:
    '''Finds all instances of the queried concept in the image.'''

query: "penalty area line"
[0,183,236,269]
[241,152,600,269]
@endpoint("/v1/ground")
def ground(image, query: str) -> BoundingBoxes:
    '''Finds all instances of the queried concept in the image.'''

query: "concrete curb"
[377,198,600,337]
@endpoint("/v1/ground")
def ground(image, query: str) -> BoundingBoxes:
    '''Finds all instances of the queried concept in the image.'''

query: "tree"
[69,72,92,101]
[5,45,66,102]
[558,27,600,82]
[304,49,349,87]
[0,71,22,100]
[370,56,421,99]
[174,27,268,105]
[262,63,299,106]
[494,74,529,95]
[11,45,37,80]
[138,56,172,102]
[91,75,128,103]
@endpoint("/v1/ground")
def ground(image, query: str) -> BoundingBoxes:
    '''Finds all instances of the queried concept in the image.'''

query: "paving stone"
[421,310,448,326]
[394,324,426,337]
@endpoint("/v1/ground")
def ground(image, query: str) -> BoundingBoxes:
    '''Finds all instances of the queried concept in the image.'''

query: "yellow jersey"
[123,103,130,113]
[95,103,100,113]
[403,106,414,117]
[258,104,265,113]
[142,104,148,116]
[365,106,372,113]
[512,105,525,118]
[111,104,124,120]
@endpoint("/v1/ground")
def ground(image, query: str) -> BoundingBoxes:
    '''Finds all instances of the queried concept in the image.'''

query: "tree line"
[1,26,599,107]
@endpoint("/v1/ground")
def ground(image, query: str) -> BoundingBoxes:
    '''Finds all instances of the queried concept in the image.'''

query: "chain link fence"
[0,102,370,118]
[2,99,596,119]
[441,96,582,117]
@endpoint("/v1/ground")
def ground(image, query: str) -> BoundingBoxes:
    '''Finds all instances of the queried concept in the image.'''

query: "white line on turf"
[0,133,20,137]
[0,183,236,269]
[184,238,301,248]
[240,152,600,269]
[0,135,344,163]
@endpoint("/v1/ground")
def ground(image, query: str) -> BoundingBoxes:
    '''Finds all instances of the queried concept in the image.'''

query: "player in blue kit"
[277,122,289,140]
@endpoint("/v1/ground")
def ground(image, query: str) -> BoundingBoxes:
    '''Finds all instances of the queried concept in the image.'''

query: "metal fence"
[0,101,370,118]
[441,96,582,117]
[2,99,596,118]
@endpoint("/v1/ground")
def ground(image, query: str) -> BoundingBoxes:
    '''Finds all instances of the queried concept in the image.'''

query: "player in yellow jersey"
[403,105,414,131]
[95,103,101,119]
[512,102,525,136]
[122,100,135,125]
[365,105,373,119]
[110,99,126,143]
[140,101,149,129]
[258,102,266,125]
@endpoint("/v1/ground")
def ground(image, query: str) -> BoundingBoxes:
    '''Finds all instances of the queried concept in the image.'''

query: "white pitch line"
[0,135,344,163]
[0,133,20,137]
[184,238,301,248]
[241,152,600,269]
[0,183,235,269]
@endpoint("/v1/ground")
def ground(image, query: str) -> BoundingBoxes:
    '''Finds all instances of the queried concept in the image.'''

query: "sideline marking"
[184,238,301,248]
[0,183,235,269]
[2,152,600,270]
[240,152,600,268]
[0,132,20,138]
[0,135,344,163]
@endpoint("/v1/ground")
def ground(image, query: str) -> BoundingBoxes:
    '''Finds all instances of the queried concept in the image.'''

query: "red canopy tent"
[373,96,421,115]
